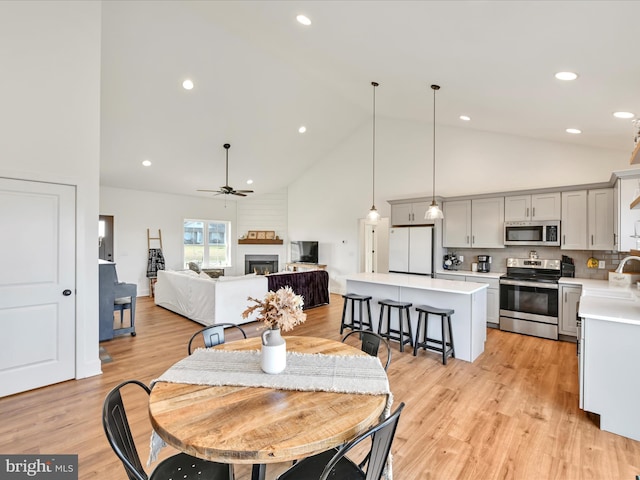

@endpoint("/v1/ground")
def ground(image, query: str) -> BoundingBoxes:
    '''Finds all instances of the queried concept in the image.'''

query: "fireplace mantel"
[238,239,283,245]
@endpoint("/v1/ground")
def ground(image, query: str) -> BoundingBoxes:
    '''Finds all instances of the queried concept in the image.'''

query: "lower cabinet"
[559,284,582,336]
[436,273,499,326]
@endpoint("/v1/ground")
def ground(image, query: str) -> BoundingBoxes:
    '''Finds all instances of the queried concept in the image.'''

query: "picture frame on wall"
[248,231,257,239]
[257,231,266,240]
[265,231,275,240]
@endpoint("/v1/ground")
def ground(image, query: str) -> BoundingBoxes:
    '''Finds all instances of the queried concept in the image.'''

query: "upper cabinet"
[390,201,430,226]
[588,188,614,250]
[443,197,505,248]
[616,176,640,251]
[504,193,561,221]
[561,189,614,250]
[561,190,587,250]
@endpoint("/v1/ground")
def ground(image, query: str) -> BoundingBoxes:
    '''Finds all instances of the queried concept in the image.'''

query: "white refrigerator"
[388,226,434,275]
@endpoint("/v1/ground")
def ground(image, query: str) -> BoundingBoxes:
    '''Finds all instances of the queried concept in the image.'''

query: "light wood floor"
[1,294,639,479]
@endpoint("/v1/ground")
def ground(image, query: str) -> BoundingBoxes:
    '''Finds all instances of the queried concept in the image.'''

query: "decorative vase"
[261,327,286,374]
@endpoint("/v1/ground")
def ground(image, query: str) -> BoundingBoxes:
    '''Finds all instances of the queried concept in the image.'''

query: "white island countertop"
[346,272,488,294]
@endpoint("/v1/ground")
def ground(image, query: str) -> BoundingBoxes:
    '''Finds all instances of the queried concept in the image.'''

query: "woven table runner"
[152,348,390,394]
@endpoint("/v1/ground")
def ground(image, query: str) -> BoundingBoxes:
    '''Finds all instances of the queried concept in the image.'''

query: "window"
[183,219,232,268]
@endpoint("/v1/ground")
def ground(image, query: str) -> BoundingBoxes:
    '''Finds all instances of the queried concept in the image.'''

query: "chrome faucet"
[614,256,640,273]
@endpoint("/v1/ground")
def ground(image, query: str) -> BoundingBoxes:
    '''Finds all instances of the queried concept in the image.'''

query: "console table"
[285,262,327,272]
[267,270,329,309]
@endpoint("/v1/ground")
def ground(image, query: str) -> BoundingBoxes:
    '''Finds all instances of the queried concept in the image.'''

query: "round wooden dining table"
[148,335,389,480]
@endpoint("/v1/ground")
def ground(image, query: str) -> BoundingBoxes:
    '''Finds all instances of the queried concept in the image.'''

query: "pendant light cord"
[372,81,378,207]
[431,84,440,204]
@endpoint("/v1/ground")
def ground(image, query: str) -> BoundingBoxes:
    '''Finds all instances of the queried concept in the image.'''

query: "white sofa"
[154,270,268,326]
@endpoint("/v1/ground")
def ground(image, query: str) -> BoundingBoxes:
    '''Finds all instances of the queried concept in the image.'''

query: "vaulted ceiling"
[99,1,640,198]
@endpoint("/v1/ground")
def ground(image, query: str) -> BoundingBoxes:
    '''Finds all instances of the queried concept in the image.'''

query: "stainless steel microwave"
[504,220,560,246]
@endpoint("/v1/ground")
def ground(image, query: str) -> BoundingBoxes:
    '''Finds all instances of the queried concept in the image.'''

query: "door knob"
[62,289,72,296]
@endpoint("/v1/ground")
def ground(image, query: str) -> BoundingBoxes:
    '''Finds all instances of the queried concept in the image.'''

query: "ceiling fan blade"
[197,189,223,193]
[234,189,254,193]
[232,192,247,197]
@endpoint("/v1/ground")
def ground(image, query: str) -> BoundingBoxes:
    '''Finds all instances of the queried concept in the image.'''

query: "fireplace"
[245,255,279,275]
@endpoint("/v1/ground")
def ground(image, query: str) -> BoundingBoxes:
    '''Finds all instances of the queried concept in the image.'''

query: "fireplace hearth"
[245,255,279,275]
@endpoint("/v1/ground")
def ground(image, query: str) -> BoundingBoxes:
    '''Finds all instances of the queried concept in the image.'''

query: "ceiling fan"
[197,143,254,197]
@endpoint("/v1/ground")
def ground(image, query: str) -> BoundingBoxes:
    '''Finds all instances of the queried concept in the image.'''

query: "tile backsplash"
[443,247,640,280]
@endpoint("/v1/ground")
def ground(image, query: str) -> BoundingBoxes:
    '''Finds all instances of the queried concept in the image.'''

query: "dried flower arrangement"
[242,286,306,332]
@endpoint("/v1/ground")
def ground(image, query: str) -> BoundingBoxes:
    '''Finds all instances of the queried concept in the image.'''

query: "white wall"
[100,187,238,295]
[0,1,102,378]
[100,187,289,293]
[288,116,629,293]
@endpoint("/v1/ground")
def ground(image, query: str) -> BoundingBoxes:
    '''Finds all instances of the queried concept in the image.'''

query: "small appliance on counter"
[477,255,491,273]
[443,253,462,270]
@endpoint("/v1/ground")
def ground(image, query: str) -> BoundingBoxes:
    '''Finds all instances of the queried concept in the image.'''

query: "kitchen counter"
[435,269,504,280]
[563,277,640,326]
[345,273,487,362]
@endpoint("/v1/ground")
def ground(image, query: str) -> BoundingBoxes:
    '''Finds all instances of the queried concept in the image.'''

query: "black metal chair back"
[102,380,150,480]
[187,323,247,354]
[342,330,392,371]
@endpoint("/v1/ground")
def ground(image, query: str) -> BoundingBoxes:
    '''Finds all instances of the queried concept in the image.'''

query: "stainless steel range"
[499,257,562,340]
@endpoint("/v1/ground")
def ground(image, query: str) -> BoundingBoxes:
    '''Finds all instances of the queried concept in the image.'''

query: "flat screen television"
[290,241,319,264]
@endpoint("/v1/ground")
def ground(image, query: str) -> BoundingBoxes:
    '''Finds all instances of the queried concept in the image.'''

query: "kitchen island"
[345,273,487,362]
[577,282,640,441]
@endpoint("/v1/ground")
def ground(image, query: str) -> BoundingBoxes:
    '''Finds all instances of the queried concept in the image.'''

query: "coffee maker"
[477,255,492,273]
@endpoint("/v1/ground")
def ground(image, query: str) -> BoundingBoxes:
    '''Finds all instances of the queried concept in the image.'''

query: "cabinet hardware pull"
[532,207,535,217]
[591,234,594,245]
[526,207,529,218]
[563,234,565,245]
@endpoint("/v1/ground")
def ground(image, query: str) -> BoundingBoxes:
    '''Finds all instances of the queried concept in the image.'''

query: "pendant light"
[425,84,444,220]
[367,81,380,222]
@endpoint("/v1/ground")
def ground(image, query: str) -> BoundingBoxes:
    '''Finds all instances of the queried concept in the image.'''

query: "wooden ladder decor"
[147,229,164,297]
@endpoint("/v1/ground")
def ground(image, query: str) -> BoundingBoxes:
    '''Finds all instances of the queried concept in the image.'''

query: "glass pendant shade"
[425,201,444,220]
[367,205,380,222]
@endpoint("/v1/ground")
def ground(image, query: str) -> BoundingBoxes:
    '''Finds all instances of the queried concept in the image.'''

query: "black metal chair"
[187,323,247,355]
[102,379,233,480]
[276,402,405,480]
[342,330,392,371]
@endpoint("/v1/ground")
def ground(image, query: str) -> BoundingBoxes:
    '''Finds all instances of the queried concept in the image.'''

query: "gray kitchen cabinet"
[588,188,614,250]
[615,175,640,251]
[561,190,588,250]
[443,197,504,248]
[559,284,581,336]
[442,200,471,247]
[390,201,430,226]
[436,272,500,326]
[504,192,561,221]
[466,276,500,326]
[471,197,505,248]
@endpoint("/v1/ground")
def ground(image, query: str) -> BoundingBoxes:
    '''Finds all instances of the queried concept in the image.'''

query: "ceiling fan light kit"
[197,143,254,197]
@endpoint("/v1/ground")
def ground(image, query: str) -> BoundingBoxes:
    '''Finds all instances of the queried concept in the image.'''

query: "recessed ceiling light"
[566,128,582,134]
[459,115,471,121]
[298,126,307,133]
[555,71,578,81]
[613,111,635,119]
[296,14,311,26]
[182,79,194,90]
[142,160,152,166]
[246,179,253,185]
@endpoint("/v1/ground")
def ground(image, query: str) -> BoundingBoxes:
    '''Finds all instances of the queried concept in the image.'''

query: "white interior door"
[0,178,76,397]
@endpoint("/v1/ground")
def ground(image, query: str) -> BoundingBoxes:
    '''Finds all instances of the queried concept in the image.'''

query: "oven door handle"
[499,279,559,289]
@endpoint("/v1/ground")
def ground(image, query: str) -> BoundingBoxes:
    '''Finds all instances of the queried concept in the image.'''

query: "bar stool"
[377,299,413,352]
[414,305,455,364]
[340,293,373,334]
